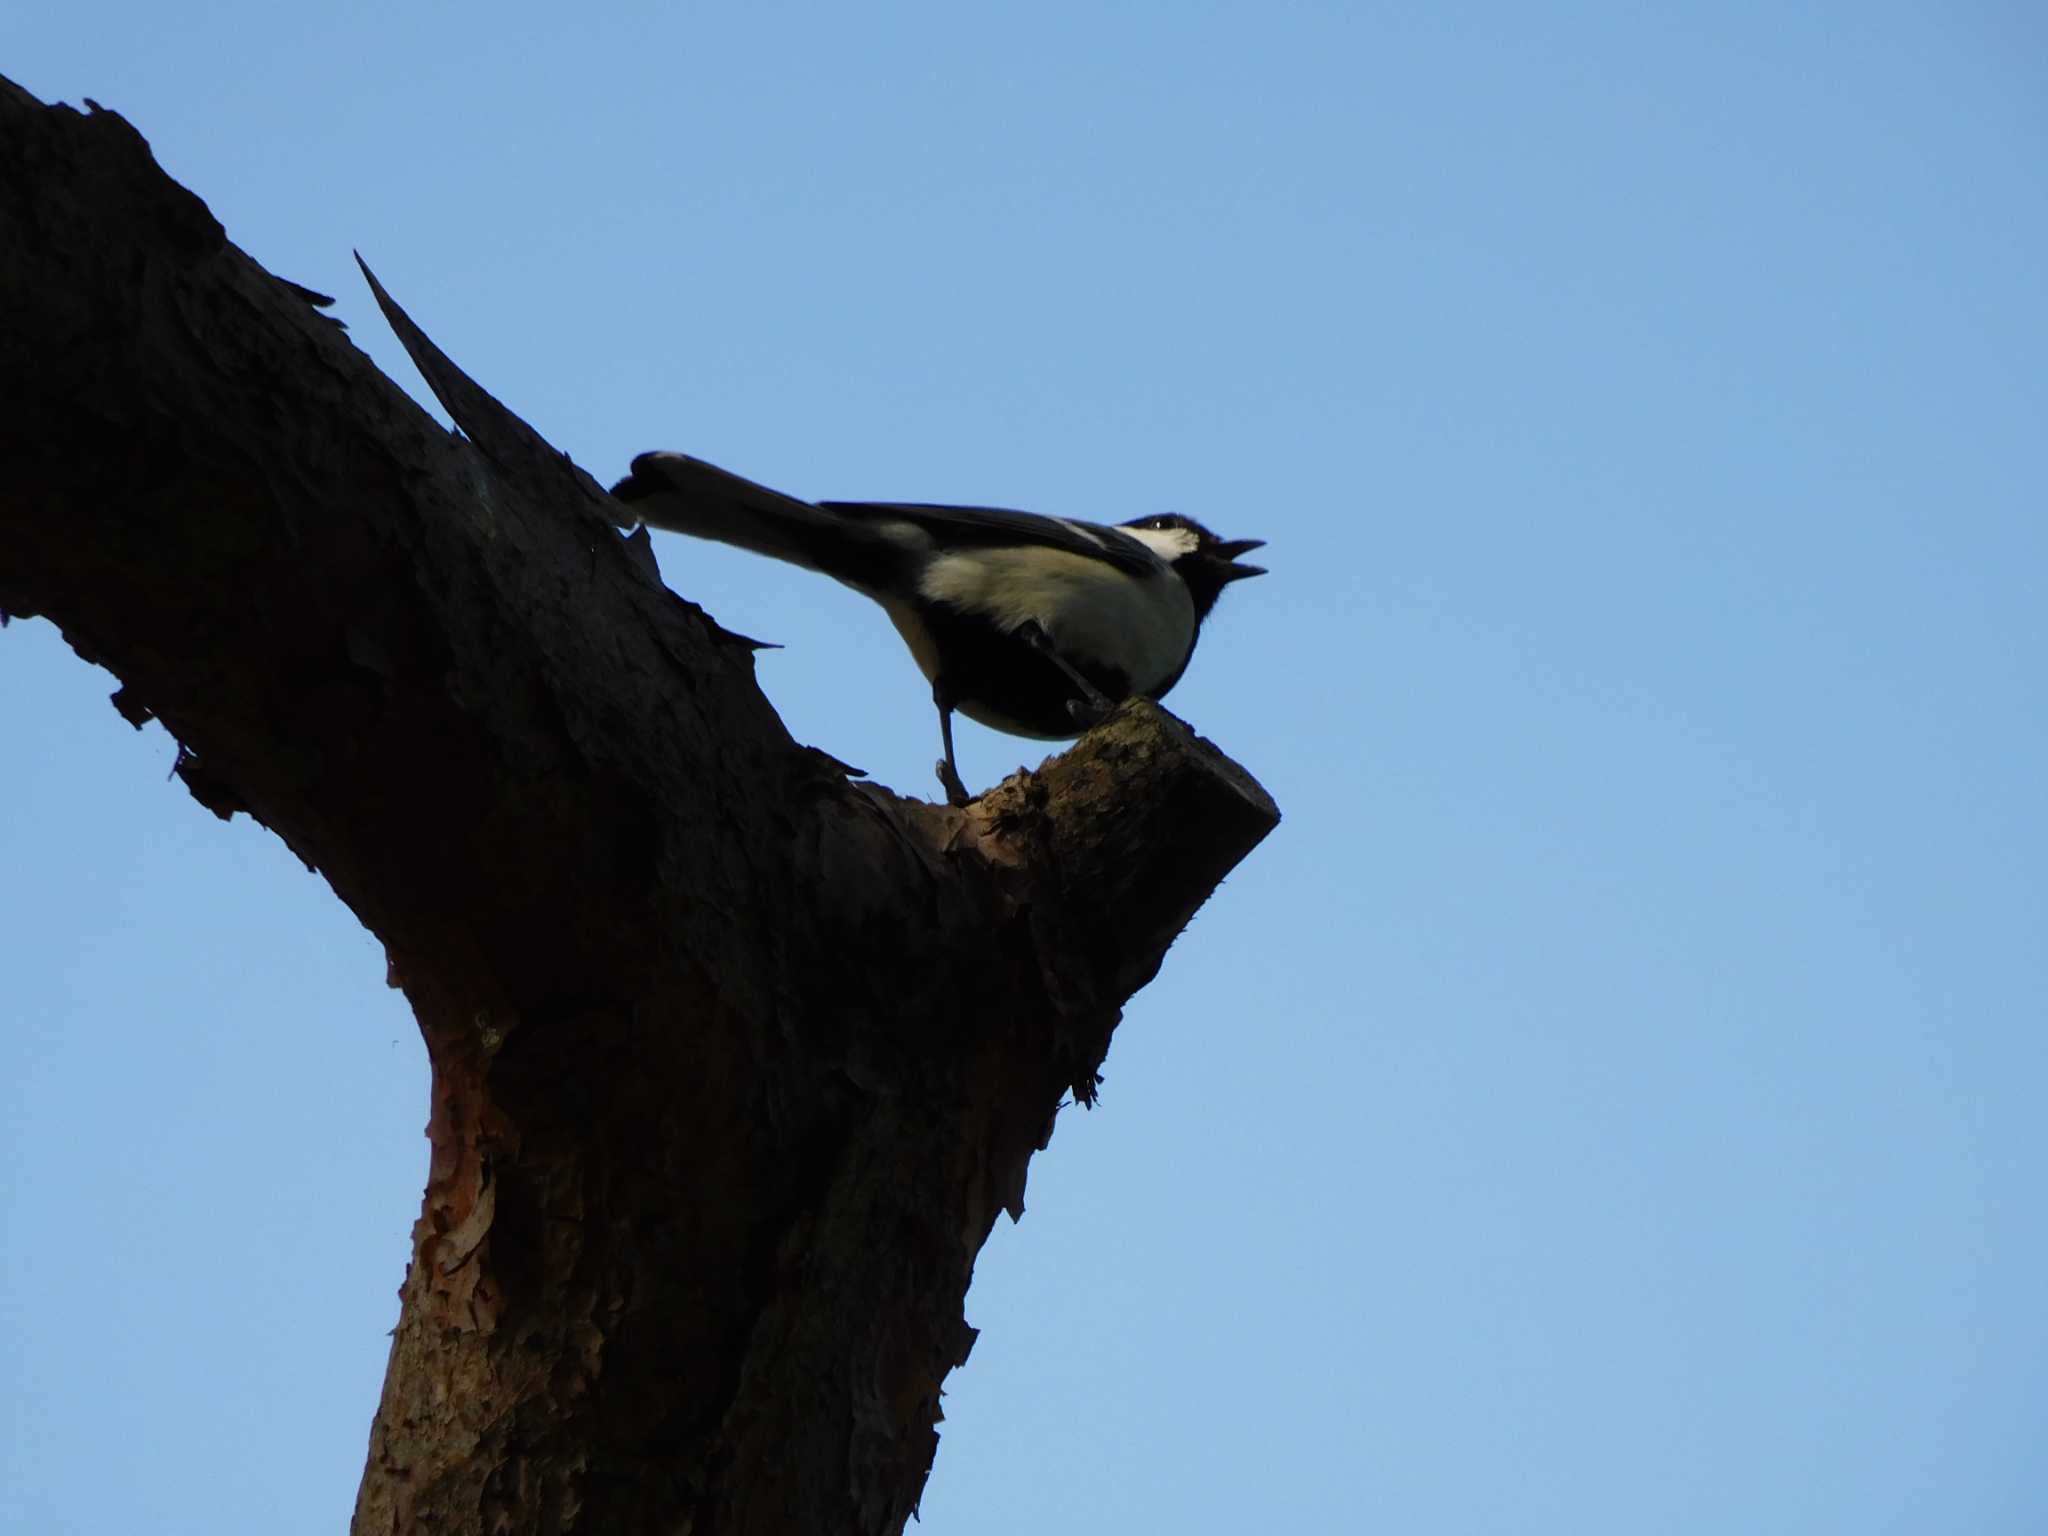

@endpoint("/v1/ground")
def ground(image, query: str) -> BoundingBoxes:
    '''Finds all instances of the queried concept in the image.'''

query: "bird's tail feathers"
[611,452,885,578]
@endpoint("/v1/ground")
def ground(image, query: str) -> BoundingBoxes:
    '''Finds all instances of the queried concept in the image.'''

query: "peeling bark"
[0,77,1278,1535]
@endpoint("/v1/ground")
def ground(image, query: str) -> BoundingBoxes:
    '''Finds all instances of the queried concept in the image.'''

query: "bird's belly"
[953,692,1088,741]
[865,556,1199,742]
[874,594,946,684]
[917,548,1196,693]
[935,609,1189,740]
[907,603,1117,737]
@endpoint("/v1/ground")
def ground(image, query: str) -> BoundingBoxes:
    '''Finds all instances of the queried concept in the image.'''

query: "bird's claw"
[1066,695,1113,729]
[936,758,973,808]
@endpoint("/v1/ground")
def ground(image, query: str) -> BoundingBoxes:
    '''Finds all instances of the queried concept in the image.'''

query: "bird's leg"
[932,681,972,807]
[1014,620,1116,728]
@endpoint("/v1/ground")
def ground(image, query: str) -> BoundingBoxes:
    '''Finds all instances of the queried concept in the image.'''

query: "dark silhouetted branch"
[0,75,1278,1536]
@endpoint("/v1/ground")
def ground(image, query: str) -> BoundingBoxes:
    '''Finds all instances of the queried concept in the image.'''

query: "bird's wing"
[816,502,1161,578]
[611,453,1162,582]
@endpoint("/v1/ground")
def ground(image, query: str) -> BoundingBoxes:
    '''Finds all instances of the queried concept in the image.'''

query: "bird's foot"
[1066,695,1114,730]
[935,758,973,808]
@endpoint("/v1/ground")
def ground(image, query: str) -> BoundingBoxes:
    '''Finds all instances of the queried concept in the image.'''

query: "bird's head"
[1120,512,1267,618]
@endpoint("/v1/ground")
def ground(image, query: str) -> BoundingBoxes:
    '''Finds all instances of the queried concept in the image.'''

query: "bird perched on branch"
[609,452,1267,806]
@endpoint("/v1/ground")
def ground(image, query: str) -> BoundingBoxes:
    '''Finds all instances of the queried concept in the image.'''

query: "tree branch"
[0,77,1278,1535]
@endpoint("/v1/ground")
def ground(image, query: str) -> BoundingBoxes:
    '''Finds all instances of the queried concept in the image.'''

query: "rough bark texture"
[0,78,1279,1535]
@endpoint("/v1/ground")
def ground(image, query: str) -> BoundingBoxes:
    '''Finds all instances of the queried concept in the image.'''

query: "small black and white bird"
[610,451,1267,805]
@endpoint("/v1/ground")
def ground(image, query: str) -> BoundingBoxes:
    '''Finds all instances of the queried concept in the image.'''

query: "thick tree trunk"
[0,78,1277,1534]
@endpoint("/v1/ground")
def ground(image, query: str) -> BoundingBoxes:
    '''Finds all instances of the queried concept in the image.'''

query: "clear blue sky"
[5,5,2045,1532]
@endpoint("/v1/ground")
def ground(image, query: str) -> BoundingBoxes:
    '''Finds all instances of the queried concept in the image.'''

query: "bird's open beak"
[1216,537,1266,580]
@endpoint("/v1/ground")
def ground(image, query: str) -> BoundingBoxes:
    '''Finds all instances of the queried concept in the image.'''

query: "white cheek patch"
[1122,524,1201,561]
[919,548,1196,690]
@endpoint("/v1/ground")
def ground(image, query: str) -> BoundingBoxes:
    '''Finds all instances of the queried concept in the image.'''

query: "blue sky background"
[5,5,2045,1532]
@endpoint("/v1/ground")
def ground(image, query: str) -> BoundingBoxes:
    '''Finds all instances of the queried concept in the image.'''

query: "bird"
[609,451,1267,806]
